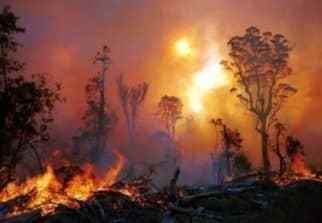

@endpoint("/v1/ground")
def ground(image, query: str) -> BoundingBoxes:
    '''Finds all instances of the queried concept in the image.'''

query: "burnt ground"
[2,179,322,223]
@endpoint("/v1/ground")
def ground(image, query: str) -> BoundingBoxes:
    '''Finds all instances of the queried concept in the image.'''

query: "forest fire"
[0,151,129,217]
[1,2,322,222]
[289,153,313,177]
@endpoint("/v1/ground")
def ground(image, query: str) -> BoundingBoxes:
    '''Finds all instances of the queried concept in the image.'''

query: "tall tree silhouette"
[0,6,62,187]
[116,74,149,142]
[76,46,117,162]
[222,26,297,179]
[156,95,183,139]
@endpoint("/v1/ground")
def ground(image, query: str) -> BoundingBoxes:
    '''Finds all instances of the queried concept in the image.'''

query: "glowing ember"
[175,37,191,57]
[187,58,229,113]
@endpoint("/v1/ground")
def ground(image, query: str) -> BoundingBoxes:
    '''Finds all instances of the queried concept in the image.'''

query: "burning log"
[0,190,36,218]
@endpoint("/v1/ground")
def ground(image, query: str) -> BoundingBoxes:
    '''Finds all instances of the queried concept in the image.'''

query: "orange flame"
[290,153,313,177]
[0,151,127,217]
[65,163,97,201]
[99,150,125,188]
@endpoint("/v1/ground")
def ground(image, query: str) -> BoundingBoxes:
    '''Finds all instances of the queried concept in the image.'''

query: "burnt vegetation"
[0,6,321,223]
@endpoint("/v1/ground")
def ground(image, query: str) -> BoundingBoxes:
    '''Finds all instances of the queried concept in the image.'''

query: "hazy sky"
[1,0,322,167]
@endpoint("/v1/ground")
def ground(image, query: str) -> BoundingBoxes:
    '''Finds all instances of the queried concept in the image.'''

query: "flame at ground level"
[0,151,127,216]
[290,153,314,177]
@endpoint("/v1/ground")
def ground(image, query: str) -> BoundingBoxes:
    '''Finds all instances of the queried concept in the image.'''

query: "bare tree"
[75,46,117,162]
[116,74,149,141]
[271,122,287,176]
[156,95,183,139]
[222,26,297,179]
[210,118,242,177]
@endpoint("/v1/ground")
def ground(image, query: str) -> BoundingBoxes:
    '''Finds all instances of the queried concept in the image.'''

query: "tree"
[210,118,242,177]
[233,153,252,177]
[75,46,117,162]
[116,74,149,142]
[156,95,183,139]
[286,136,304,158]
[285,135,310,175]
[0,6,62,187]
[271,122,287,176]
[269,124,309,177]
[222,26,297,179]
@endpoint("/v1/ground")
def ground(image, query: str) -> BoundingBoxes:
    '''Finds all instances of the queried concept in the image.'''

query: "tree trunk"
[223,125,232,177]
[274,128,286,176]
[279,156,286,176]
[92,64,107,162]
[260,118,271,180]
[171,125,175,140]
[126,116,133,144]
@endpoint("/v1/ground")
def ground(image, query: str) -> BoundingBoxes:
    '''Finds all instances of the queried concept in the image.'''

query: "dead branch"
[180,191,223,205]
[168,167,180,202]
[0,210,41,223]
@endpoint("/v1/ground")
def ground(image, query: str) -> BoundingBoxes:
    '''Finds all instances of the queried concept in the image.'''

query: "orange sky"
[1,0,322,170]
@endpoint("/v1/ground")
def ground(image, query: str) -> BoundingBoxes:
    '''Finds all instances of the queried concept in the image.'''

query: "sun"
[175,38,191,57]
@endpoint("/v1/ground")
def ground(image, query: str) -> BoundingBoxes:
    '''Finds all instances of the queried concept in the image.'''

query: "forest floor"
[2,174,322,223]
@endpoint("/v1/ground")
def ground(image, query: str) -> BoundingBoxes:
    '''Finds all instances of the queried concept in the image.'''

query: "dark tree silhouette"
[75,46,117,162]
[0,6,62,188]
[116,74,149,141]
[156,95,183,139]
[285,135,309,175]
[271,122,287,176]
[210,118,242,177]
[269,124,308,176]
[222,26,297,179]
[286,136,304,158]
[233,153,252,177]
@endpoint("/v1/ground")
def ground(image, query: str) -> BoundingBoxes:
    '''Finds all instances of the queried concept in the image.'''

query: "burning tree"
[222,26,297,179]
[74,46,117,162]
[210,118,242,178]
[269,123,311,177]
[271,122,287,176]
[0,7,62,188]
[116,74,149,142]
[156,95,183,139]
[285,136,310,176]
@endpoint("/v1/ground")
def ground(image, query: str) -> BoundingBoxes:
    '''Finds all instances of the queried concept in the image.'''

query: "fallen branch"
[168,203,224,221]
[0,210,41,223]
[168,167,180,202]
[180,191,223,205]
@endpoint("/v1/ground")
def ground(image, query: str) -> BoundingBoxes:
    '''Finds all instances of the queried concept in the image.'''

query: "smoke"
[1,0,322,184]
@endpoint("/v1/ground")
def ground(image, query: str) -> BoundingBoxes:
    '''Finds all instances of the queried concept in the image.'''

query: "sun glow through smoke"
[188,58,229,113]
[175,38,192,57]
